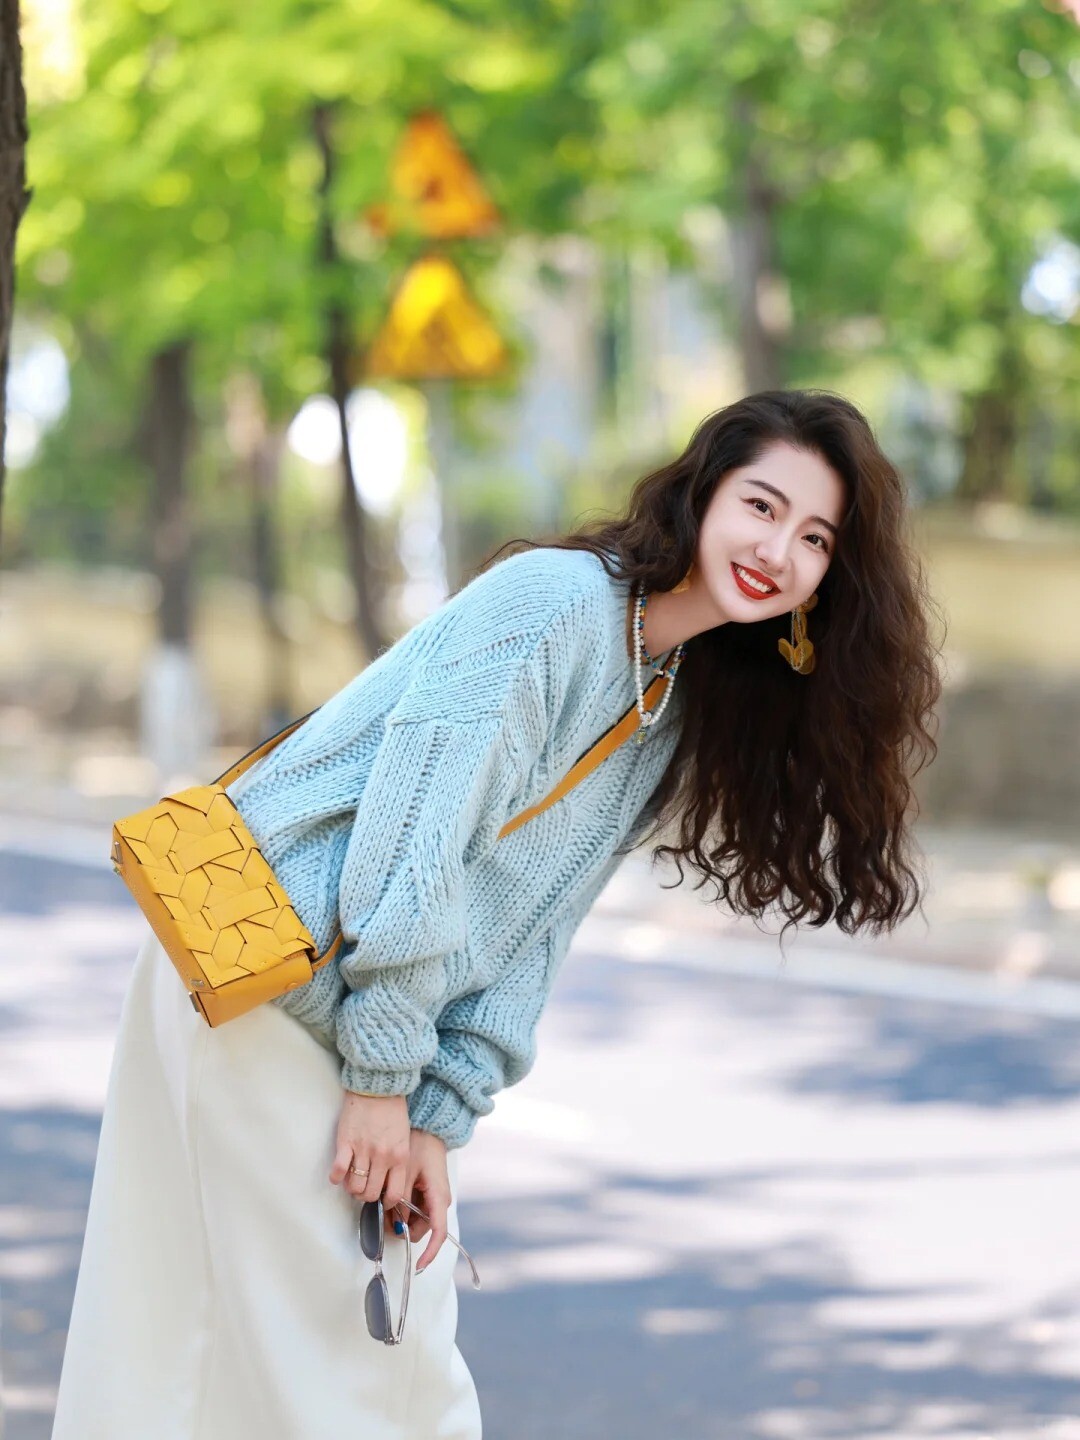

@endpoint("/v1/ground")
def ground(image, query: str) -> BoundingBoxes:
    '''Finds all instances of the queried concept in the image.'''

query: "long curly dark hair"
[483,389,944,940]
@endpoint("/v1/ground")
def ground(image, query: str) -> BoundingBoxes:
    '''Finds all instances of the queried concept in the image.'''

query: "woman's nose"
[754,544,789,576]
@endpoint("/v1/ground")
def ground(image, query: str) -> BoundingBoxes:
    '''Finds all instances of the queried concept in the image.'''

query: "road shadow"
[0,1105,102,1440]
[560,945,1080,1108]
[781,1002,1080,1109]
[16,1129,1080,1440]
[457,1165,1080,1439]
[0,852,117,919]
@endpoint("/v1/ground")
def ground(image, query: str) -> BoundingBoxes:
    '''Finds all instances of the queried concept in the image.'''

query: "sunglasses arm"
[391,1196,483,1290]
[394,1228,411,1344]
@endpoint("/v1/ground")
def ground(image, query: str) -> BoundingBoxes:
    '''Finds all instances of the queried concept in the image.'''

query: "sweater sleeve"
[333,704,524,1099]
[406,844,628,1149]
[405,932,555,1149]
[331,550,604,1118]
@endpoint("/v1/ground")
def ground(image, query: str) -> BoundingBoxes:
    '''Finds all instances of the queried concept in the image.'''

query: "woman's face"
[695,440,845,622]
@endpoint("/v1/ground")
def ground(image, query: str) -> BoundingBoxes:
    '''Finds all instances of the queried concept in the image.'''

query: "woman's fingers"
[406,1183,429,1243]
[328,1141,354,1186]
[340,1146,410,1204]
[415,1185,450,1271]
[331,1093,411,1202]
[351,1157,385,1203]
[405,1129,451,1253]
[382,1159,409,1215]
[387,1169,418,1235]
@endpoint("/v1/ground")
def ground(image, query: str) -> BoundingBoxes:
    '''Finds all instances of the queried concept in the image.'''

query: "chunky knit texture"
[226,546,683,1150]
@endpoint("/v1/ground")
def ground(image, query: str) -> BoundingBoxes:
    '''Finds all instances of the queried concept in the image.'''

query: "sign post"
[363,111,510,591]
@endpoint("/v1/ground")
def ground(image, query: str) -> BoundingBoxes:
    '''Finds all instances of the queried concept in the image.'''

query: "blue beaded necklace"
[634,586,686,678]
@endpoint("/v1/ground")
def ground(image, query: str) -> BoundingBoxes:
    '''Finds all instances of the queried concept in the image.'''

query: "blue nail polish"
[394,1220,405,1235]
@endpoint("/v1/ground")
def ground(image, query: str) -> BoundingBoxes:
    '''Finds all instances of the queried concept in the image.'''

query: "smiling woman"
[52,386,942,1440]
[638,443,844,641]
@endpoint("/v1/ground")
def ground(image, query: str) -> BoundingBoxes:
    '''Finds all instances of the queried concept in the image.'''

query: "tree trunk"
[0,0,31,545]
[250,432,292,732]
[147,340,195,645]
[225,370,293,733]
[139,339,214,781]
[955,315,1027,506]
[956,388,1016,504]
[312,103,389,662]
[727,92,788,394]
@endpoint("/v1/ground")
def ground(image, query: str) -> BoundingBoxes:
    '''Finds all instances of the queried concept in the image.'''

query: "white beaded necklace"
[632,583,686,743]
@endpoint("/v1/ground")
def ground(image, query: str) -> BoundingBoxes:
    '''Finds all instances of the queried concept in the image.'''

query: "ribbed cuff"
[339,1061,420,1099]
[406,1076,479,1151]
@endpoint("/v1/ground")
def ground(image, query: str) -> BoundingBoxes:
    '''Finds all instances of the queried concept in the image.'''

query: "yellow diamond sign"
[364,254,509,382]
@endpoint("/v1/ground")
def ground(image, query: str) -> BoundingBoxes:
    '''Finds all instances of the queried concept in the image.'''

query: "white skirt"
[51,927,483,1440]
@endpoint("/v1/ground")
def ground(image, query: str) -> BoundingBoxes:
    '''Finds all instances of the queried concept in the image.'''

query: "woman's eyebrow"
[744,478,839,536]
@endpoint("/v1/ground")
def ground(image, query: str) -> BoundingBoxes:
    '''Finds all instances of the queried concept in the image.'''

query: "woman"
[52,389,940,1438]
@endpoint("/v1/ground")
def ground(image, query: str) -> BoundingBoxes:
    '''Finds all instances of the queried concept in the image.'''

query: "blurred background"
[3,1,1080,1436]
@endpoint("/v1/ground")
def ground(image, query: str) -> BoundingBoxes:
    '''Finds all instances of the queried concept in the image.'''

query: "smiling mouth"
[731,562,780,598]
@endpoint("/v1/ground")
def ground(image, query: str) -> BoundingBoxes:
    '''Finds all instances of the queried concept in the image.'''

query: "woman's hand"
[328,1095,452,1273]
[401,1127,452,1272]
[329,1091,411,1209]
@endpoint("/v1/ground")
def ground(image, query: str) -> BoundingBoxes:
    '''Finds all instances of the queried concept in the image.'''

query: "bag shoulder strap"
[496,672,665,838]
[214,671,668,970]
[217,672,668,820]
[215,713,317,790]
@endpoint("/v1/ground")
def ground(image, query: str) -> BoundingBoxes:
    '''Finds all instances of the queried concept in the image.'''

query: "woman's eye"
[808,534,830,552]
[748,499,771,516]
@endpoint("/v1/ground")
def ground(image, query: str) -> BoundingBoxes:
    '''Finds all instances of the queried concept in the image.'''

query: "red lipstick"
[730,562,780,600]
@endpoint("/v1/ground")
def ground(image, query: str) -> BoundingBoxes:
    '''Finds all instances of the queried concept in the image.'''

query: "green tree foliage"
[14,0,1080,536]
[14,0,612,581]
[18,0,604,394]
[578,0,1080,503]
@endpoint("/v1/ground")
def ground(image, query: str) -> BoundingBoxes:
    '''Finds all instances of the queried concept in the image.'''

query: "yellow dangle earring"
[778,592,818,675]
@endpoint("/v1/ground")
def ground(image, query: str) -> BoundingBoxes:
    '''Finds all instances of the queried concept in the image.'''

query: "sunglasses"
[358,1194,482,1346]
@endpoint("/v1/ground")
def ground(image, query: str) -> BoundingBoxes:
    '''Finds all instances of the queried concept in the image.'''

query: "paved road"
[3,825,1080,1439]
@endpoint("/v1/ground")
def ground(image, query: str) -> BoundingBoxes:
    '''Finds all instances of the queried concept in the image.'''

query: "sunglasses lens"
[365,1274,390,1341]
[358,1200,383,1261]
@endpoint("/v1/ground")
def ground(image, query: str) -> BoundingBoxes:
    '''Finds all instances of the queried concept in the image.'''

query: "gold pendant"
[778,600,816,674]
[777,637,815,673]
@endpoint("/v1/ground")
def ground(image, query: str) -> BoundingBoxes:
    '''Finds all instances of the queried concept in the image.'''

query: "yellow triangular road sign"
[367,110,500,241]
[364,255,508,381]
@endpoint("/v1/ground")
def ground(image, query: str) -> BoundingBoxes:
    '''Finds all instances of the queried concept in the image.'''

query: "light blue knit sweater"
[226,546,683,1149]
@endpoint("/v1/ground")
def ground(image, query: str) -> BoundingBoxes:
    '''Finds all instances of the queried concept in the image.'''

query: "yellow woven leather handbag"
[111,673,667,1028]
